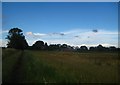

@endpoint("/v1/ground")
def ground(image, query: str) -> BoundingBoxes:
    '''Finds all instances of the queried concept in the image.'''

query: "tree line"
[5,28,119,52]
[29,41,119,52]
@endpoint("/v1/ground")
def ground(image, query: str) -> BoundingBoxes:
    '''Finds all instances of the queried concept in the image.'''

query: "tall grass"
[2,49,21,82]
[26,51,119,83]
[2,49,119,83]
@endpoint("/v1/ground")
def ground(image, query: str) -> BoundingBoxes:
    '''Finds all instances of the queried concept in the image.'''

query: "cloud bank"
[1,29,118,47]
[25,29,118,47]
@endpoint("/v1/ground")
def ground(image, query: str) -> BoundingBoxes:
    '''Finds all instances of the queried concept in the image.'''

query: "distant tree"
[75,46,79,50]
[89,47,95,51]
[109,46,117,51]
[59,44,67,51]
[6,28,28,50]
[61,44,67,48]
[96,44,106,51]
[80,46,88,51]
[97,44,103,48]
[118,48,120,52]
[44,42,48,50]
[48,44,60,50]
[32,40,44,50]
[89,45,118,52]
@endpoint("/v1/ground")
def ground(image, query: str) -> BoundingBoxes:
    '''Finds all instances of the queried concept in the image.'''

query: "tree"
[62,44,68,48]
[49,44,61,50]
[44,42,48,50]
[96,44,105,51]
[6,28,28,50]
[89,47,95,51]
[32,40,45,50]
[109,46,117,51]
[80,46,88,51]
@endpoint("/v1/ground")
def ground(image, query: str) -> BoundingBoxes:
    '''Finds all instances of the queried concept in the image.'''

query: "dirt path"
[8,50,24,83]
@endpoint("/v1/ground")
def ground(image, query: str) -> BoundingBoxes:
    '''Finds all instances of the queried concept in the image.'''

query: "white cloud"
[0,30,8,34]
[46,29,117,47]
[97,30,118,35]
[0,39,7,47]
[62,29,81,34]
[3,29,117,47]
[26,32,47,37]
[26,32,33,35]
[33,33,47,36]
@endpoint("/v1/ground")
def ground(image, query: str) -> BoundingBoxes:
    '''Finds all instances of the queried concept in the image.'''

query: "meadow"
[2,48,119,84]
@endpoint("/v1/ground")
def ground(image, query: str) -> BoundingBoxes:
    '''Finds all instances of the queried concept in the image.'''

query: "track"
[8,50,24,83]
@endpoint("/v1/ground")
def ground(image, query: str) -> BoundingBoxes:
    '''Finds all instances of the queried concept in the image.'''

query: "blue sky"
[1,2,118,47]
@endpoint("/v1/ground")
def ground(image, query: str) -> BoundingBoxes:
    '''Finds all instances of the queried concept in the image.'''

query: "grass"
[2,49,119,83]
[2,49,21,82]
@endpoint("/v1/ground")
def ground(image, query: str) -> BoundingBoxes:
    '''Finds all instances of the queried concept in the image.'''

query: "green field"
[2,48,119,84]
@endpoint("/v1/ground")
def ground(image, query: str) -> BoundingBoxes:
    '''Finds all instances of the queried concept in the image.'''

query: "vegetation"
[2,49,119,84]
[6,28,28,50]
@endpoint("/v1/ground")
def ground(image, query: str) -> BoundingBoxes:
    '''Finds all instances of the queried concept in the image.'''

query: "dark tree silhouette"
[6,28,28,50]
[89,47,95,51]
[44,42,48,50]
[80,46,88,51]
[32,40,45,50]
[96,44,107,51]
[61,44,67,48]
[109,46,117,51]
[48,44,60,50]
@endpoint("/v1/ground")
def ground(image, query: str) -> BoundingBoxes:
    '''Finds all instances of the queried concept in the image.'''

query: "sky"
[1,2,118,47]
[2,0,120,2]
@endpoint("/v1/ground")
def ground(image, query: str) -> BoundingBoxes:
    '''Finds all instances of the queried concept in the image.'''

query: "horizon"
[1,2,118,47]
[1,38,119,49]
